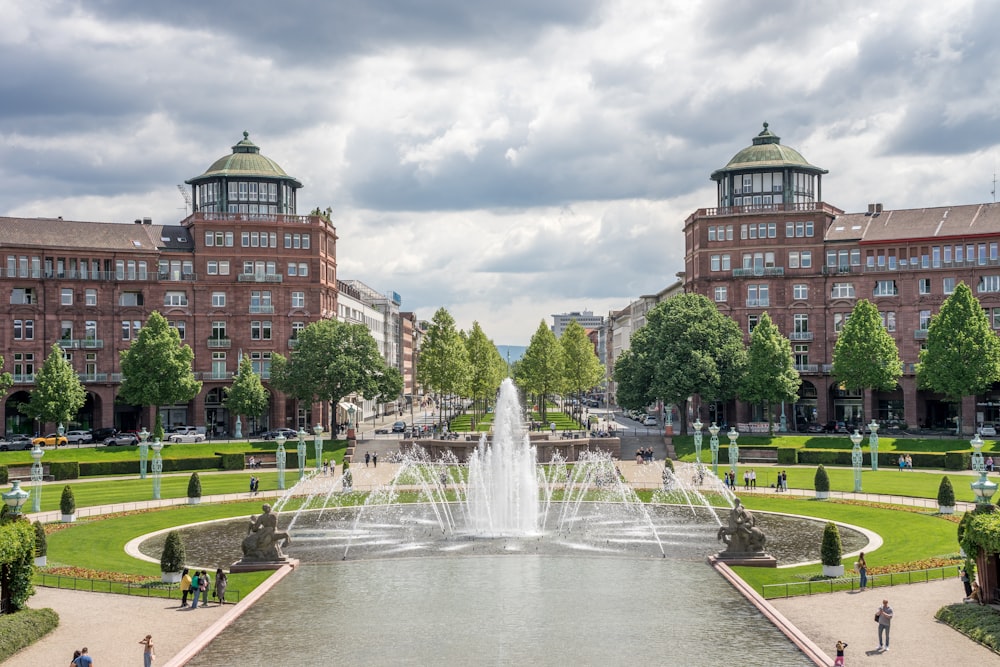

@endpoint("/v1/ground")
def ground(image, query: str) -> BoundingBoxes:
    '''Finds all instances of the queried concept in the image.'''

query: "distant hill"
[496,345,527,365]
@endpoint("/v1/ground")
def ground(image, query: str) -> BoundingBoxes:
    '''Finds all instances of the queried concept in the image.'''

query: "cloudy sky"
[4,1,1000,344]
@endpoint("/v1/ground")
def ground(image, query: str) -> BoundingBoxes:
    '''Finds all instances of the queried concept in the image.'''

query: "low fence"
[762,564,961,599]
[35,572,241,603]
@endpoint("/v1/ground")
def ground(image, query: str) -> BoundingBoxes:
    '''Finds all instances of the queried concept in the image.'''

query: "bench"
[7,465,55,482]
[738,449,779,463]
[244,453,278,469]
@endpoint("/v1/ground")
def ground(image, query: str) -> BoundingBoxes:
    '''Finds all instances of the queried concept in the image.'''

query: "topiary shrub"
[814,464,830,492]
[821,521,843,567]
[60,485,75,515]
[33,521,46,558]
[937,476,956,508]
[187,472,201,498]
[160,530,185,573]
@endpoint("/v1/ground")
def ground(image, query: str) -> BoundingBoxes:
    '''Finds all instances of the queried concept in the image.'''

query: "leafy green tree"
[118,312,201,438]
[18,344,87,437]
[160,530,186,573]
[559,320,604,411]
[271,319,403,425]
[831,299,902,425]
[738,313,800,433]
[620,294,746,433]
[465,322,505,421]
[918,282,1000,434]
[0,354,12,397]
[612,332,655,412]
[518,321,564,422]
[225,355,270,432]
[416,308,470,423]
[820,521,842,567]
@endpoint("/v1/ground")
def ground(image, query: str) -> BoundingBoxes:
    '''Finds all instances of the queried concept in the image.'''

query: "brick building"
[1,132,339,436]
[684,123,1000,434]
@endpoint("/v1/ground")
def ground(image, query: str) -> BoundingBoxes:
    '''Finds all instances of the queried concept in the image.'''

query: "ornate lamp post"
[234,414,243,440]
[692,418,704,464]
[29,444,44,513]
[2,481,30,517]
[970,434,999,508]
[57,423,65,448]
[275,433,287,490]
[297,427,308,480]
[664,403,673,435]
[709,422,721,476]
[313,424,324,472]
[151,440,164,499]
[727,427,740,480]
[868,420,880,471]
[850,429,864,493]
[138,428,150,480]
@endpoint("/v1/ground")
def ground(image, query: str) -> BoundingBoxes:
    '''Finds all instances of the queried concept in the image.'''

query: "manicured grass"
[935,603,1000,652]
[731,495,961,594]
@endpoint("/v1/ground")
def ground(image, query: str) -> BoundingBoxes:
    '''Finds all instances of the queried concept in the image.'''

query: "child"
[834,640,847,666]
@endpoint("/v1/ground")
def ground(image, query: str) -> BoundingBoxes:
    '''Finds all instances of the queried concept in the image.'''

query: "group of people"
[773,470,789,491]
[246,455,263,469]
[69,647,92,666]
[742,469,757,489]
[248,475,260,495]
[961,565,986,605]
[897,454,914,470]
[634,447,655,464]
[180,567,228,609]
[364,451,378,467]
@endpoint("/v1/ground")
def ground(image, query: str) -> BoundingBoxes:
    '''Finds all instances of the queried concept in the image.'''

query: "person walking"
[857,552,868,591]
[72,647,93,666]
[190,570,201,609]
[199,569,211,606]
[750,469,756,489]
[372,452,378,468]
[180,568,192,607]
[214,567,228,605]
[876,598,893,651]
[365,451,370,467]
[960,566,973,598]
[139,635,155,667]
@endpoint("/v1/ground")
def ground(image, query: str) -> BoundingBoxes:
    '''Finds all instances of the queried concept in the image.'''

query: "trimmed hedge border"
[935,603,1000,654]
[0,607,58,662]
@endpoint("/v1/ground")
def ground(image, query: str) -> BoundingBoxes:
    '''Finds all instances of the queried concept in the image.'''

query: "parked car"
[978,423,997,437]
[804,422,826,433]
[91,427,118,442]
[168,432,205,443]
[104,433,140,446]
[32,433,68,447]
[642,415,658,427]
[65,430,93,445]
[0,435,33,451]
[391,420,407,433]
[823,421,848,434]
[261,428,298,440]
[167,426,200,436]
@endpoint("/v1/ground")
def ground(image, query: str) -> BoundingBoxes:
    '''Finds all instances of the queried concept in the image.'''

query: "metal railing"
[207,338,232,348]
[762,564,960,599]
[35,572,240,603]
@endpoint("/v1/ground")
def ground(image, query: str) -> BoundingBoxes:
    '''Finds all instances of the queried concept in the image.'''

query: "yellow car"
[32,433,68,447]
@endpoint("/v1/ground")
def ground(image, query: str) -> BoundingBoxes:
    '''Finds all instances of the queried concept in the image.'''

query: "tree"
[271,319,403,424]
[187,472,202,498]
[0,354,12,398]
[831,299,902,425]
[416,308,470,423]
[559,320,604,411]
[517,321,564,422]
[820,521,842,568]
[225,355,270,432]
[160,530,186,573]
[18,344,86,436]
[118,312,201,438]
[465,322,505,422]
[738,313,800,433]
[814,464,830,492]
[60,486,76,515]
[618,294,745,433]
[918,282,1000,434]
[612,333,655,412]
[937,476,955,508]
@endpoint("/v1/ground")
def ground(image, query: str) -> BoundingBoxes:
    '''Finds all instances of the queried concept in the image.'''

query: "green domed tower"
[711,123,827,210]
[185,131,303,215]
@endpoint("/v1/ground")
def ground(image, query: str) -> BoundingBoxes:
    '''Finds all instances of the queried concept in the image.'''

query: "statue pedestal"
[344,433,357,464]
[230,557,299,573]
[714,552,777,568]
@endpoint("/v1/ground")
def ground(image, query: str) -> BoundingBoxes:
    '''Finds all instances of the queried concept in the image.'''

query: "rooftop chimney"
[143,217,152,225]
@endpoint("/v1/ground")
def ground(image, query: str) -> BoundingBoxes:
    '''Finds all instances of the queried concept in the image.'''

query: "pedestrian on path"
[960,566,972,598]
[199,569,210,606]
[857,552,868,591]
[214,567,227,605]
[180,568,191,607]
[876,598,893,651]
[72,646,93,666]
[139,635,155,667]
[372,452,378,468]
[190,571,201,609]
[365,452,370,467]
[834,640,847,666]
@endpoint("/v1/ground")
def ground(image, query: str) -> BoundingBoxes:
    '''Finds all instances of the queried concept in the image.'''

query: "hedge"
[49,461,79,480]
[777,448,798,465]
[0,466,6,484]
[77,456,222,477]
[945,451,972,471]
[796,449,949,468]
[220,452,245,470]
[0,608,59,662]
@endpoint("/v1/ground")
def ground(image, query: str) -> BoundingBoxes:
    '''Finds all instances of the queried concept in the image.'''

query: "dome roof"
[710,123,826,181]
[186,132,303,187]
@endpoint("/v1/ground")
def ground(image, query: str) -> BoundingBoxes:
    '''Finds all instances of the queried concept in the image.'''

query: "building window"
[164,291,188,307]
[291,291,305,308]
[251,321,272,340]
[748,314,760,333]
[874,280,898,297]
[918,278,931,295]
[13,353,34,378]
[169,321,186,340]
[212,352,227,378]
[747,284,769,307]
[943,277,956,294]
[13,319,34,340]
[84,320,97,341]
[119,291,144,307]
[60,288,73,305]
[834,313,850,333]
[993,308,1000,330]
[978,276,1000,293]
[250,351,272,377]
[713,286,727,302]
[793,314,809,333]
[880,311,896,332]
[250,291,272,313]
[919,310,932,331]
[788,252,799,269]
[792,284,808,301]
[831,283,855,299]
[212,292,226,308]
[85,289,97,306]
[61,321,73,341]
[212,321,228,340]
[708,226,717,242]
[287,263,298,276]
[298,262,308,276]
[291,321,305,339]
[794,344,808,367]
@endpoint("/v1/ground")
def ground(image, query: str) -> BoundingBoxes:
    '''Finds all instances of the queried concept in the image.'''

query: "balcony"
[238,273,283,283]
[78,373,108,383]
[208,338,232,349]
[732,267,784,277]
[789,332,814,341]
[13,374,34,384]
[288,338,300,348]
[794,364,819,373]
[157,271,197,282]
[690,201,841,218]
[111,373,123,382]
[199,371,233,381]
[249,305,275,314]
[745,299,770,308]
[821,364,833,374]
[914,329,929,340]
[58,339,104,349]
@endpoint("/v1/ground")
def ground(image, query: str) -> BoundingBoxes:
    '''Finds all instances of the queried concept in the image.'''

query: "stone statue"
[241,503,291,561]
[717,498,767,555]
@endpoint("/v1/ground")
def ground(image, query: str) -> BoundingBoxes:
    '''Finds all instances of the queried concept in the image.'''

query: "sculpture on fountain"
[231,503,298,571]
[714,498,776,567]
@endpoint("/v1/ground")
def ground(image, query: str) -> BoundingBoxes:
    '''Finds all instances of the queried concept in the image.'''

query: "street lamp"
[313,424,324,472]
[868,420,880,471]
[2,481,30,517]
[30,444,44,513]
[57,423,65,449]
[970,434,999,507]
[151,440,164,499]
[138,428,150,480]
[727,427,740,480]
[297,428,307,480]
[709,422,721,477]
[850,429,864,493]
[692,418,704,464]
[275,433,287,490]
